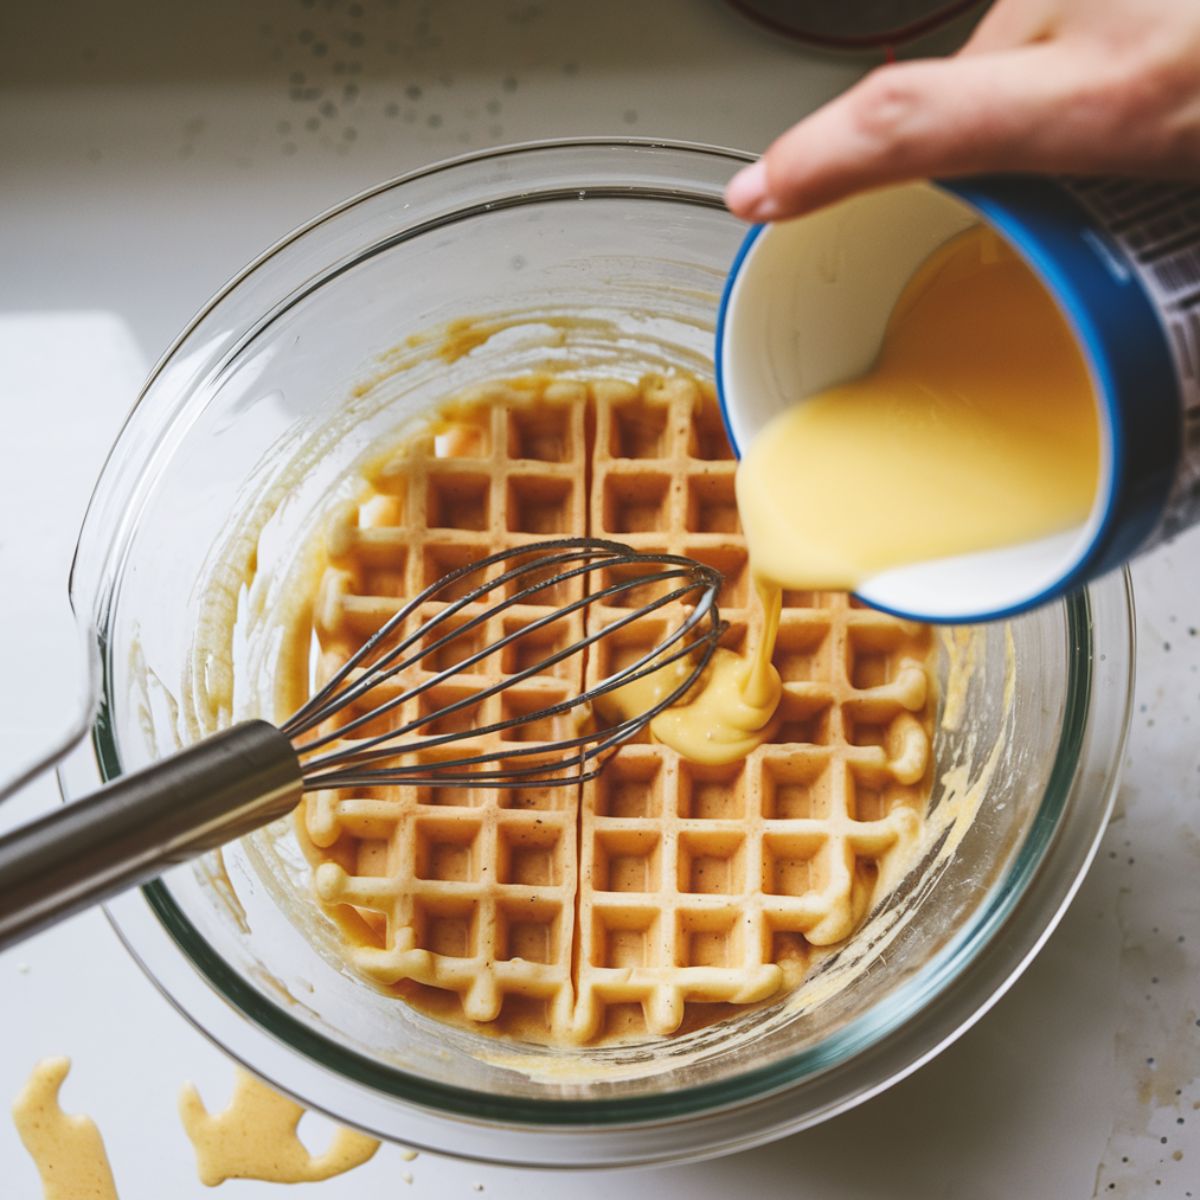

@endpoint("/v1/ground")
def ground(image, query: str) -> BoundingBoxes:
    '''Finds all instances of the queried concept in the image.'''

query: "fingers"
[726,46,1098,221]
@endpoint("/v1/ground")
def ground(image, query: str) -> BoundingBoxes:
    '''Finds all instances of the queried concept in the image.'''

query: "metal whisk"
[0,538,724,949]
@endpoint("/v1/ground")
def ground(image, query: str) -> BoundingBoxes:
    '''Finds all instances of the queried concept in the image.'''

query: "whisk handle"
[0,720,303,951]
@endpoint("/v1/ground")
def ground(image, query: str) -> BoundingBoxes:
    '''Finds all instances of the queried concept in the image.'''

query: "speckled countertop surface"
[1,2,1198,1196]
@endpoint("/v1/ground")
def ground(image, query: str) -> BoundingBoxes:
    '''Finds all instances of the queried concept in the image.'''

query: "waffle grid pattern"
[574,381,930,1039]
[301,375,934,1043]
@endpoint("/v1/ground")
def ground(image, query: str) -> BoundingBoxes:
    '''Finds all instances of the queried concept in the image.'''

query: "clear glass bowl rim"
[69,138,1134,1138]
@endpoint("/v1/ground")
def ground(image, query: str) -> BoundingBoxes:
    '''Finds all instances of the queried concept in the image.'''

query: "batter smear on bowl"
[299,375,935,1045]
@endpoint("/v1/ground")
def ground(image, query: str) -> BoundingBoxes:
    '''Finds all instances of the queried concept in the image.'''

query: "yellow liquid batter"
[12,1059,118,1200]
[597,576,783,765]
[11,1058,382,1195]
[179,1068,380,1186]
[738,226,1101,591]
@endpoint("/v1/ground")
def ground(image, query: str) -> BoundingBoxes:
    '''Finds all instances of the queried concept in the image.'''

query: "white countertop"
[1,2,1198,1196]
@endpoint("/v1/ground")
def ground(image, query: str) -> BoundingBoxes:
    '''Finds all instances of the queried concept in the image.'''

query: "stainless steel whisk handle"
[0,720,303,951]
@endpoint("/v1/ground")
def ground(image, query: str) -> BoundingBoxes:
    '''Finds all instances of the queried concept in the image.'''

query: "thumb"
[726,45,1093,221]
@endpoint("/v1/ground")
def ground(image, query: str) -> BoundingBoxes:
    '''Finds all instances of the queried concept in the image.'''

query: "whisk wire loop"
[289,538,725,790]
[295,571,710,758]
[294,567,705,755]
[300,606,719,784]
[286,538,683,736]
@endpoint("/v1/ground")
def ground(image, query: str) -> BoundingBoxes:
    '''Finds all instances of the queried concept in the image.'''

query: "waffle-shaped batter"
[299,375,935,1045]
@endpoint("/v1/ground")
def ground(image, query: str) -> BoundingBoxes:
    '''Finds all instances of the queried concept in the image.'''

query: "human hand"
[725,0,1200,222]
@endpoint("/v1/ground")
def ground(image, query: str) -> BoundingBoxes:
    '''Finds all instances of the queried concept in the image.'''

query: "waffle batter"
[300,375,935,1044]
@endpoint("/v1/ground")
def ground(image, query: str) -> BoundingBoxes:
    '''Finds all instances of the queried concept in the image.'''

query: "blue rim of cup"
[714,174,1180,624]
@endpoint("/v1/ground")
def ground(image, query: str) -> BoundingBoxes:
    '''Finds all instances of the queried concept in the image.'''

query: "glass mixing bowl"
[62,140,1134,1167]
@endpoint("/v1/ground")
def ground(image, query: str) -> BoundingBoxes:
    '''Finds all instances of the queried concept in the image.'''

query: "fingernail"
[725,161,770,219]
